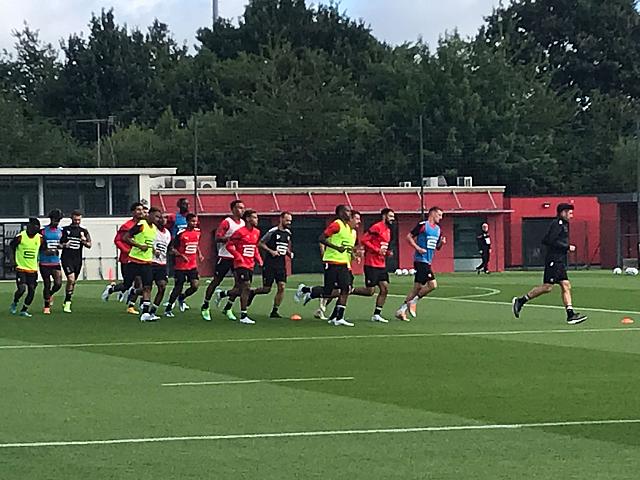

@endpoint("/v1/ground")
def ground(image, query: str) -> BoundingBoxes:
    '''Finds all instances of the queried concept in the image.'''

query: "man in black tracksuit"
[511,203,587,325]
[475,223,491,274]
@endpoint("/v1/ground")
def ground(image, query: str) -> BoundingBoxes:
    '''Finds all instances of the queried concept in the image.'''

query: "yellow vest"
[129,221,157,263]
[15,231,41,272]
[322,220,355,265]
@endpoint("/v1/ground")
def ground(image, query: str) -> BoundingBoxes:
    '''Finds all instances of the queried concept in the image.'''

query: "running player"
[123,207,161,322]
[200,200,246,321]
[10,218,42,317]
[395,206,446,322]
[351,208,395,323]
[295,205,355,327]
[149,212,172,320]
[165,214,203,317]
[248,211,293,318]
[60,210,92,313]
[512,203,587,324]
[217,209,262,324]
[39,209,64,314]
[101,202,145,313]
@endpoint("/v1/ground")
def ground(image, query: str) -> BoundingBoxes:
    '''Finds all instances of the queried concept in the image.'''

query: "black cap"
[556,203,574,215]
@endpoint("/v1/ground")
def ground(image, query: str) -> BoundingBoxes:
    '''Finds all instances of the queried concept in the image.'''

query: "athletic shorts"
[175,268,199,283]
[62,257,83,278]
[234,267,253,283]
[152,264,168,284]
[323,263,351,296]
[16,270,38,289]
[39,264,61,277]
[414,261,435,285]
[262,264,287,287]
[364,266,389,288]
[127,262,153,287]
[543,261,568,285]
[215,258,234,279]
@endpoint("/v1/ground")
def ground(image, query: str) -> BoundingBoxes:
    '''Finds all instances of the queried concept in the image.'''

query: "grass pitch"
[1,271,640,479]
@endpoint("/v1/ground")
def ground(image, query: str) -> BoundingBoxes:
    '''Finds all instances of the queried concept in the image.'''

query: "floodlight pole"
[419,114,425,220]
[193,120,199,215]
[637,119,640,267]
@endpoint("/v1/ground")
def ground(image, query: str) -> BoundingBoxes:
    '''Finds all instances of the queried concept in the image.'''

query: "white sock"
[399,303,408,313]
[409,296,419,305]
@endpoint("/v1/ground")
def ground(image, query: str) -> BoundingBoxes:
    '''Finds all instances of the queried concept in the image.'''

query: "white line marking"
[162,376,354,387]
[1,418,638,449]
[447,287,501,299]
[1,327,639,351]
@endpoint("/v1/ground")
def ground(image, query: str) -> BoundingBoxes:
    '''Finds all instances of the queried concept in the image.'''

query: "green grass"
[1,271,640,479]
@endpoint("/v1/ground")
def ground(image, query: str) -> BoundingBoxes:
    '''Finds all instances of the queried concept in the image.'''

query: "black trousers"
[477,250,490,272]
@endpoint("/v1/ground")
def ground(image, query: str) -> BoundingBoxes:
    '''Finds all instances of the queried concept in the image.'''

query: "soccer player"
[149,212,172,320]
[165,213,203,317]
[351,208,395,323]
[39,209,64,314]
[475,222,491,274]
[101,202,145,313]
[295,205,356,327]
[10,218,42,317]
[249,211,293,318]
[60,210,92,313]
[512,203,587,325]
[168,197,190,237]
[395,206,446,322]
[200,200,246,321]
[215,209,263,324]
[123,207,161,322]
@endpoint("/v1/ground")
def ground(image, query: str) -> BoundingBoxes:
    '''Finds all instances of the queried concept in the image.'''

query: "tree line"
[1,0,639,194]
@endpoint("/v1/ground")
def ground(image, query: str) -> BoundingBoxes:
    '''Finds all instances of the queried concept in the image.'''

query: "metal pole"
[193,120,199,215]
[97,121,101,167]
[636,120,640,267]
[212,0,219,26]
[419,115,425,220]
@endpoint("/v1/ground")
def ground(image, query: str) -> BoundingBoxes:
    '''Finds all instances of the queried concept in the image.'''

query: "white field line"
[1,327,640,351]
[446,287,501,299]
[1,418,639,449]
[162,376,354,387]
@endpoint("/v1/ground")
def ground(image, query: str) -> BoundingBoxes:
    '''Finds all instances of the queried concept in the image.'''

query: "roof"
[0,167,176,176]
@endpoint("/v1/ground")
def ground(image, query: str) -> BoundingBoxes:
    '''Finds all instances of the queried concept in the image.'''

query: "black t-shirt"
[61,225,90,260]
[261,227,291,269]
[542,218,570,264]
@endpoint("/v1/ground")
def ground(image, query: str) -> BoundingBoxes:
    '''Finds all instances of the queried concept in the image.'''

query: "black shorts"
[127,262,153,287]
[323,263,351,296]
[235,268,253,283]
[62,257,83,278]
[215,258,234,279]
[543,261,568,284]
[16,270,38,289]
[262,264,287,287]
[364,266,389,288]
[175,268,199,283]
[152,264,168,284]
[39,264,61,278]
[414,261,435,285]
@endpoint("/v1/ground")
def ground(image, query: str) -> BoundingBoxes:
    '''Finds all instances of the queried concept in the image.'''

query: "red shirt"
[362,220,391,268]
[173,228,201,271]
[227,226,263,270]
[114,218,137,264]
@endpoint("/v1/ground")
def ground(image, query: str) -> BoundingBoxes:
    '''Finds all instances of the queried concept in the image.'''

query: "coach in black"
[512,203,587,325]
[475,223,491,274]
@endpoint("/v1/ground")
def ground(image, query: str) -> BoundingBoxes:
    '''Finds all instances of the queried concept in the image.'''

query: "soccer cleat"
[408,302,417,318]
[567,312,588,325]
[334,318,355,327]
[116,291,125,302]
[150,313,161,321]
[512,297,523,319]
[140,312,154,322]
[178,299,189,313]
[213,289,224,309]
[201,308,212,322]
[101,283,113,302]
[395,309,410,322]
[63,301,72,313]
[10,303,18,315]
[127,306,139,315]
[164,310,175,318]
[225,309,237,321]
[269,311,282,319]
[19,311,32,317]
[294,284,306,303]
[43,307,51,315]
[371,314,389,323]
[239,316,256,325]
[314,308,328,320]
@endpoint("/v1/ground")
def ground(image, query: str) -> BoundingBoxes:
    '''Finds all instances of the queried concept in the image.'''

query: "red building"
[598,194,638,269]
[152,186,509,276]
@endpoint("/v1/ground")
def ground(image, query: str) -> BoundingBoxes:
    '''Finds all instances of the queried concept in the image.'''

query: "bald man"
[475,223,491,274]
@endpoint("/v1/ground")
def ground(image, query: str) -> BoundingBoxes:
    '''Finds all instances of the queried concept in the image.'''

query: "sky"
[0,0,502,54]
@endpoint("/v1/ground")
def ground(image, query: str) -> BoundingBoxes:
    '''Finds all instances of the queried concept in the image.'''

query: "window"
[44,177,108,216]
[111,176,139,216]
[453,217,486,258]
[0,177,39,217]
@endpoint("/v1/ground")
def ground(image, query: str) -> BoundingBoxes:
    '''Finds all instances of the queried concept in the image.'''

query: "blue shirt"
[172,211,188,237]
[39,225,63,265]
[411,221,441,264]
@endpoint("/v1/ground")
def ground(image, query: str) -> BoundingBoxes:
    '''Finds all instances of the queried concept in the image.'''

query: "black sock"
[271,304,279,314]
[65,291,72,303]
[178,294,185,302]
[202,300,210,310]
[142,302,150,314]
[566,305,574,317]
[223,300,233,312]
[521,295,530,304]
[302,286,311,294]
[336,305,346,320]
[329,305,339,320]
[21,305,28,312]
[220,290,228,299]
[241,310,247,319]
[165,303,173,312]
[150,304,157,314]
[374,306,382,316]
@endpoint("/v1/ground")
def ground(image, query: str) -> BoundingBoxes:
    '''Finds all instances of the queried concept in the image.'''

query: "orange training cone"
[621,317,634,325]
[290,314,302,321]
